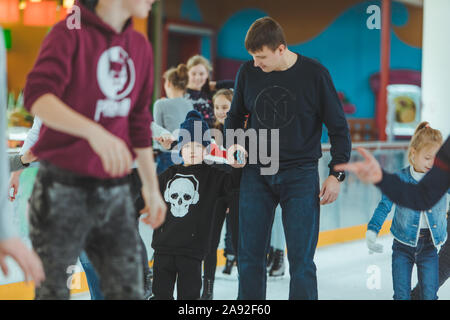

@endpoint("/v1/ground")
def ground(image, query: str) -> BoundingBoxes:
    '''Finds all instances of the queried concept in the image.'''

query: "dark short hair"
[245,17,287,53]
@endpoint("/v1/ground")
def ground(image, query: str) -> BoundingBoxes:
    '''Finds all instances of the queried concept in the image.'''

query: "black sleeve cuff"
[375,169,390,190]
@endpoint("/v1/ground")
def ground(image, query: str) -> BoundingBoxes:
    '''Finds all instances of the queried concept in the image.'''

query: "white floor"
[71,234,450,300]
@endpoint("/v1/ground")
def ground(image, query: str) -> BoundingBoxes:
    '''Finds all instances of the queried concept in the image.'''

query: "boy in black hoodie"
[145,110,234,300]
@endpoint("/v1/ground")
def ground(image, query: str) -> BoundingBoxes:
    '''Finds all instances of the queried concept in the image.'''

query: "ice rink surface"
[71,233,450,300]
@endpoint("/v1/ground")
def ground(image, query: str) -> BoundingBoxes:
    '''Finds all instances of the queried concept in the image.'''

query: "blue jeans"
[238,164,320,300]
[79,251,104,300]
[392,230,439,300]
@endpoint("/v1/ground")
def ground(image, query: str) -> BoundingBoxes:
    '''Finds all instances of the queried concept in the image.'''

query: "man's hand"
[20,150,37,165]
[319,175,341,205]
[0,238,45,287]
[226,144,248,168]
[154,134,176,150]
[87,126,133,177]
[140,187,167,229]
[8,170,23,202]
[334,148,383,184]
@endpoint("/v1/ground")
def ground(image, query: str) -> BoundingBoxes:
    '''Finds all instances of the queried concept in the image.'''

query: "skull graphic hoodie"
[24,1,153,179]
[152,163,233,260]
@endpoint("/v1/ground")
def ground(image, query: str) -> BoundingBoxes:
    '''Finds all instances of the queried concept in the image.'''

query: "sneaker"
[269,249,285,277]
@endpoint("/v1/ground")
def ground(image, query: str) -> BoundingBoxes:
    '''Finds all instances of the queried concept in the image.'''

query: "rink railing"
[0,141,411,299]
[317,141,409,246]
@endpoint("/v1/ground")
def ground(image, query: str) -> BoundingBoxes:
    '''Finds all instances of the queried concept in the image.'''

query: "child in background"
[201,89,239,300]
[411,209,450,299]
[152,64,193,174]
[366,122,447,300]
[147,110,235,300]
[185,55,234,128]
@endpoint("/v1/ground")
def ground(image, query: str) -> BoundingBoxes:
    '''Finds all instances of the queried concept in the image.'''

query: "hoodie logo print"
[254,86,296,129]
[164,174,200,218]
[94,46,135,122]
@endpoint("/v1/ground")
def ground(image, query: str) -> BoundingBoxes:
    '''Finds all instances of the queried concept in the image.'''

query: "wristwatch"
[20,155,30,167]
[330,170,345,182]
[9,154,29,172]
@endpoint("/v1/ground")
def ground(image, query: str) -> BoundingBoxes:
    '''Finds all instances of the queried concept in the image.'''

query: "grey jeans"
[29,163,143,300]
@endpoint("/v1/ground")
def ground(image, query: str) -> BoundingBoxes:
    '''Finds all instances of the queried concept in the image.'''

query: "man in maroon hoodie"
[23,0,166,299]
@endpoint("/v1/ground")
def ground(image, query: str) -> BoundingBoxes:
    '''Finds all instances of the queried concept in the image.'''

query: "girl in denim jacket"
[366,122,447,300]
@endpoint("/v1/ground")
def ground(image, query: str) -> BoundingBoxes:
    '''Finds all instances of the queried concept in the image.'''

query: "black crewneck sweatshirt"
[225,53,351,174]
[152,163,233,260]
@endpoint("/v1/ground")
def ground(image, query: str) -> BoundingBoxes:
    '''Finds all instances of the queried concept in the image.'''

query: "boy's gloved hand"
[365,230,383,254]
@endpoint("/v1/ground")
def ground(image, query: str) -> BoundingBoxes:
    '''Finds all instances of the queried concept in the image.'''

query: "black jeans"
[152,253,202,300]
[411,213,450,299]
[229,191,240,256]
[29,163,143,300]
[76,169,151,300]
[129,169,152,277]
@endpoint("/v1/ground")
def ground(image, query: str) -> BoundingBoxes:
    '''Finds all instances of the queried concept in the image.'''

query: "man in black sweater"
[224,17,351,300]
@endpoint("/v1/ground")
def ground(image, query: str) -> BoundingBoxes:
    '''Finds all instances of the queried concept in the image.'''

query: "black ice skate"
[200,277,214,300]
[222,254,236,275]
[266,246,275,272]
[268,249,285,278]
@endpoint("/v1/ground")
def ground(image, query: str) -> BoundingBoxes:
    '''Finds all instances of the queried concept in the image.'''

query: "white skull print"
[164,174,200,218]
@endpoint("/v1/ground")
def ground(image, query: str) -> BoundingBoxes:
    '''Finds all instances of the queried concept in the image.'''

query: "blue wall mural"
[180,0,203,22]
[217,8,268,60]
[180,0,422,142]
[216,1,421,119]
[201,35,211,61]
[180,0,212,61]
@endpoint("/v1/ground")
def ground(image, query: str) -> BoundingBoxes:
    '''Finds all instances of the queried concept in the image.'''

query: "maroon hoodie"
[24,1,153,179]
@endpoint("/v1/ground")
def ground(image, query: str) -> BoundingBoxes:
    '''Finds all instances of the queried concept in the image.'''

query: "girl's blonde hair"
[212,89,234,129]
[187,55,212,73]
[163,63,189,91]
[407,121,443,165]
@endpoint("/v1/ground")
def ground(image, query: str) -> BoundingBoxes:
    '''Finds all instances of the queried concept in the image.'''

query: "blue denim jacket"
[368,166,448,248]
